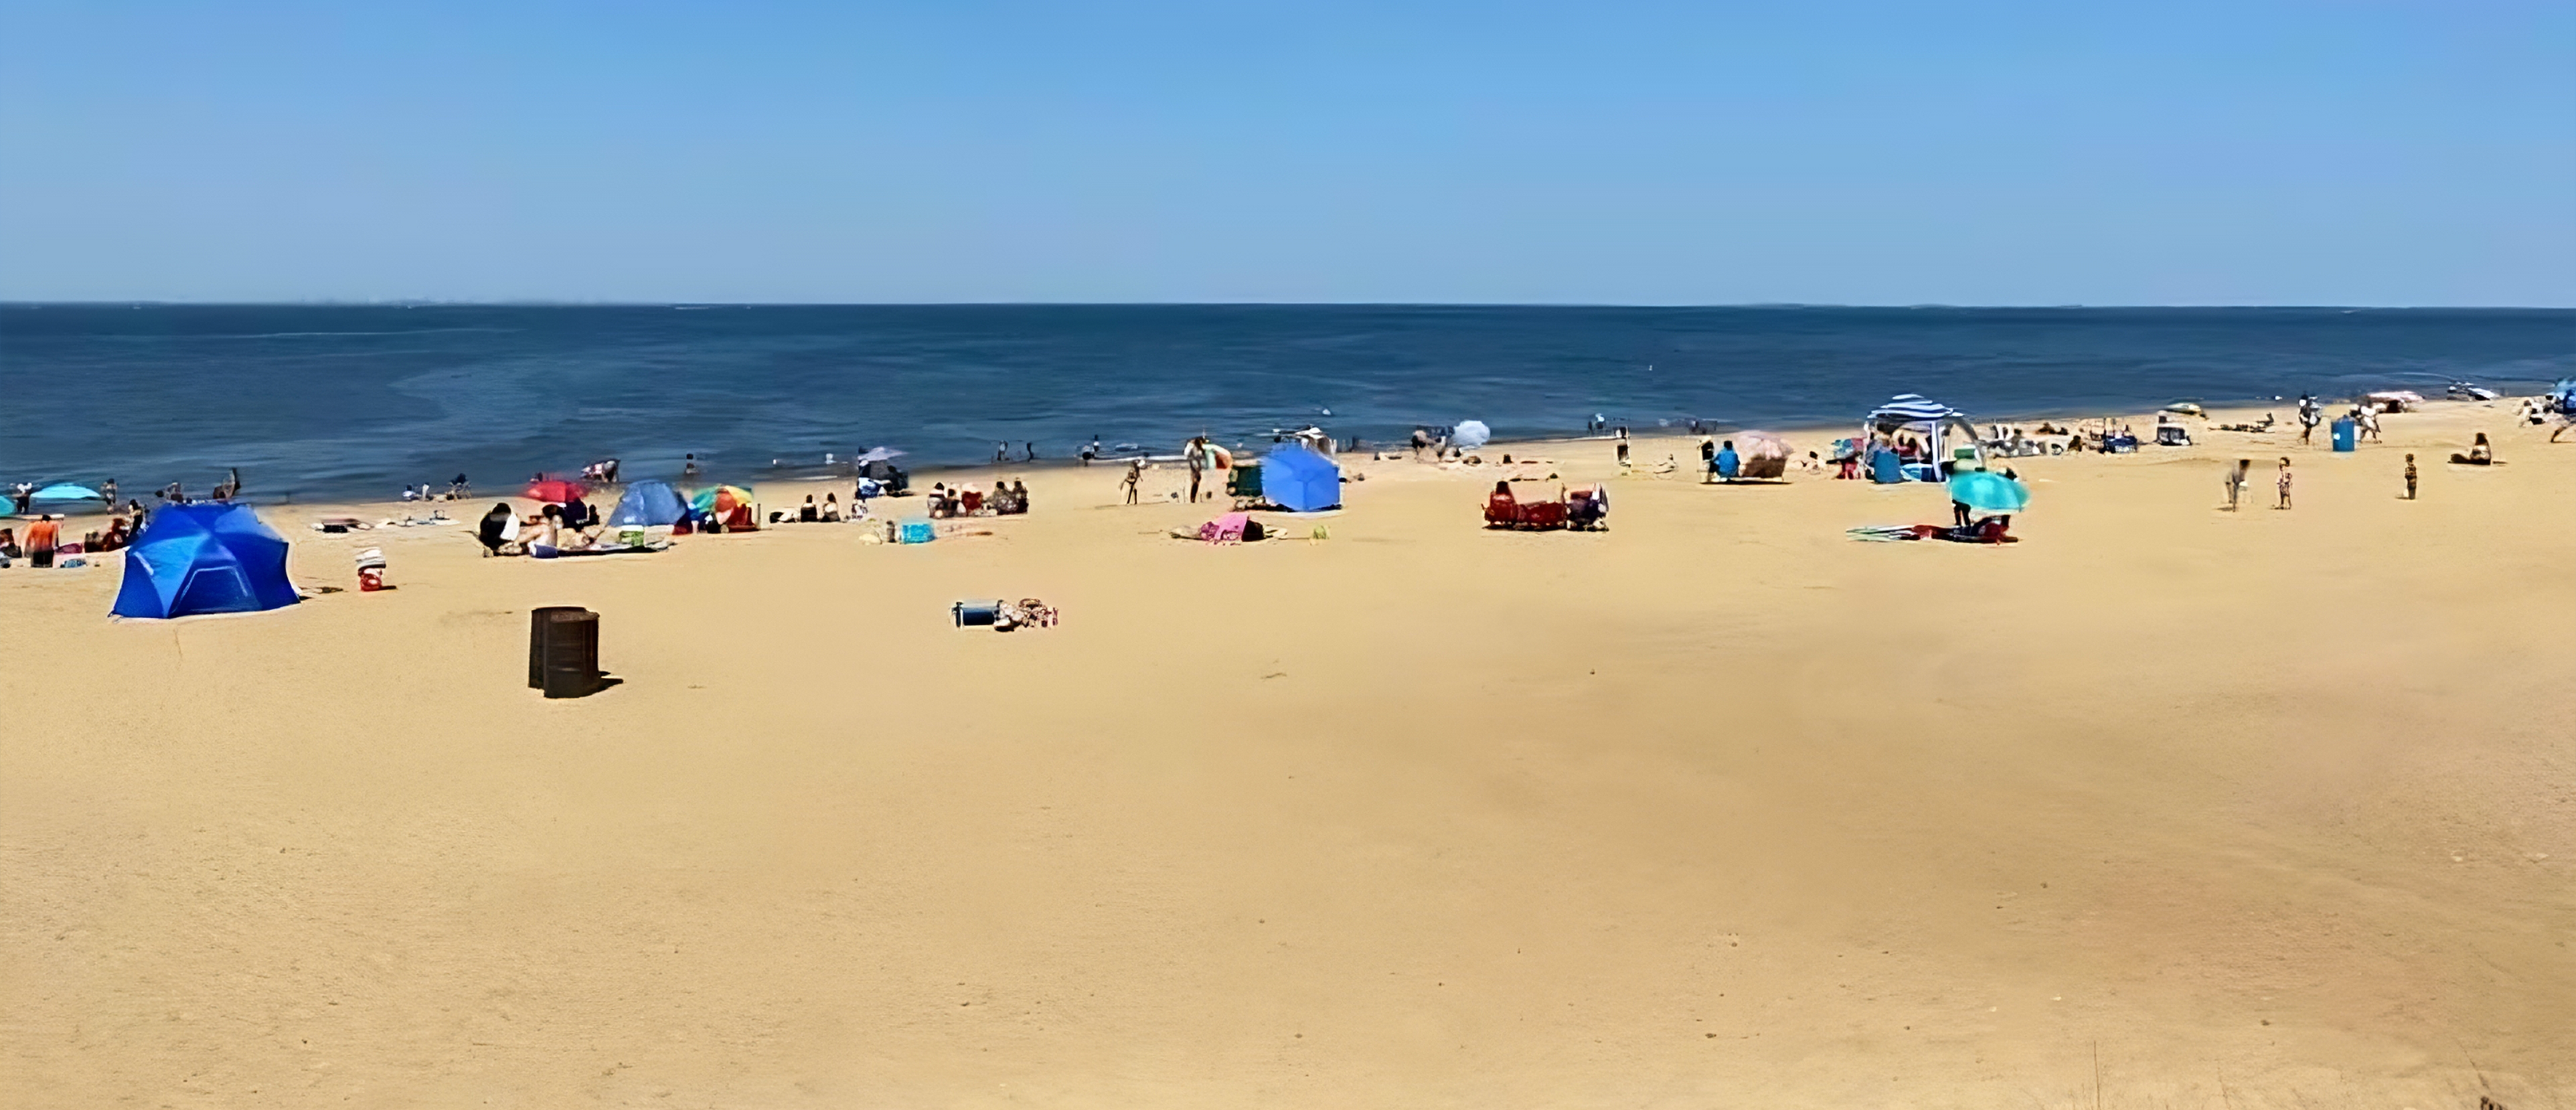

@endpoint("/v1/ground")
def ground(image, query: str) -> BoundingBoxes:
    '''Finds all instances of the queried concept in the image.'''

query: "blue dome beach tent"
[607,480,686,527]
[1261,445,1342,512]
[112,503,299,619]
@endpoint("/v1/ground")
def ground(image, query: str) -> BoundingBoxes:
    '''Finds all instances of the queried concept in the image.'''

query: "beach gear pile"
[952,598,1058,631]
[1483,482,1607,531]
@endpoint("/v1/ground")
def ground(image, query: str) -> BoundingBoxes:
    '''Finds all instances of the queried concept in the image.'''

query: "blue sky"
[2,1,2568,305]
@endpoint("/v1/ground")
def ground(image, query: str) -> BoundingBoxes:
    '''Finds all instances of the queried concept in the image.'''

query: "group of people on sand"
[926,480,1030,519]
[0,511,140,568]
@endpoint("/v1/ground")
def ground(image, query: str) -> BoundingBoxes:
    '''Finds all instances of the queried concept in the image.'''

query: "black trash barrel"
[529,606,587,689]
[540,609,601,699]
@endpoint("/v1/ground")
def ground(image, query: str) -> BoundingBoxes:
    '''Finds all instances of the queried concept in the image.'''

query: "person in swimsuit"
[2275,458,2293,509]
[2404,454,2418,500]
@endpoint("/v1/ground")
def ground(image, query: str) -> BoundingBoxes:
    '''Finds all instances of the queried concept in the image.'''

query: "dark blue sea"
[4,304,2571,503]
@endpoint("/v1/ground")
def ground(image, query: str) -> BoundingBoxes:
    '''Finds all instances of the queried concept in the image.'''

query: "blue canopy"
[31,483,104,502]
[111,503,299,619]
[607,480,686,527]
[1261,445,1341,512]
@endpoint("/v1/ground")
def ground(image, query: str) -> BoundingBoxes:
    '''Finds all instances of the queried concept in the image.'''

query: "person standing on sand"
[2276,457,2293,509]
[1185,437,1208,502]
[27,514,60,568]
[1121,459,1141,504]
[2223,459,2249,511]
[2404,454,2418,499]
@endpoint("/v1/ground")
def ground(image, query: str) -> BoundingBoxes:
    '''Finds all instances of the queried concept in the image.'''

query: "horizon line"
[6,300,2575,311]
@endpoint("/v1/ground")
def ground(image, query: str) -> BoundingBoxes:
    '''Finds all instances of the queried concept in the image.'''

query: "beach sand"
[4,402,2570,1107]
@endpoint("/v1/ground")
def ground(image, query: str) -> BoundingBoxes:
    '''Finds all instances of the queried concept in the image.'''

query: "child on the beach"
[2275,457,2293,509]
[2404,454,2417,500]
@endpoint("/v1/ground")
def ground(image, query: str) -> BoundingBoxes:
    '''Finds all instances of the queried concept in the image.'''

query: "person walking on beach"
[2404,453,2418,499]
[2275,457,2293,509]
[1121,459,1141,504]
[7,483,30,517]
[2297,396,2320,445]
[1023,441,1037,463]
[2223,459,2250,511]
[994,442,1009,464]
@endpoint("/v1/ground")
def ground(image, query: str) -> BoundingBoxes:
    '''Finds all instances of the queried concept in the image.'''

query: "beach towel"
[1198,512,1251,544]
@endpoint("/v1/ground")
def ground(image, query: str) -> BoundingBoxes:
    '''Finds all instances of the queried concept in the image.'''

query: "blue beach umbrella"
[1947,471,2030,515]
[31,483,105,503]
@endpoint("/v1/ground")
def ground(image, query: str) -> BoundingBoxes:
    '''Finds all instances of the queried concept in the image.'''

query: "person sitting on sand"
[1713,440,1740,481]
[799,494,819,523]
[0,527,18,559]
[94,516,131,552]
[1012,479,1030,513]
[477,503,513,556]
[2449,433,2495,466]
[820,493,843,522]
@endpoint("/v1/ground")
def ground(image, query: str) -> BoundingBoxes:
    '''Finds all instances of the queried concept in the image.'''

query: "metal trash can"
[528,606,588,689]
[530,607,602,698]
[539,609,601,699]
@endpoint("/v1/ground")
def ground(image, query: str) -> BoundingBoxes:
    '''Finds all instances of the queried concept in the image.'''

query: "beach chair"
[1567,487,1608,530]
[1227,462,1264,505]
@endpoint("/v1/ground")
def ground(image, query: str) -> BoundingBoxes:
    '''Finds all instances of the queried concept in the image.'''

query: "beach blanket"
[1847,522,2016,544]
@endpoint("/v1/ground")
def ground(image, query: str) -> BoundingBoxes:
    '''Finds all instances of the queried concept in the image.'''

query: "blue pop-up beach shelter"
[1261,445,1341,512]
[111,504,299,619]
[607,480,686,527]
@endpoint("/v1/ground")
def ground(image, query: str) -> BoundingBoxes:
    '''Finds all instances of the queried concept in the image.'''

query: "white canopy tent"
[1863,394,1984,473]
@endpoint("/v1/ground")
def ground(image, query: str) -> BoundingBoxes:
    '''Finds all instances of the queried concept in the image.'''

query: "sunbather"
[2449,433,2495,465]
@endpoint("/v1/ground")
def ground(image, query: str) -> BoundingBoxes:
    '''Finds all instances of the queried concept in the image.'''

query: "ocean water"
[3,304,2571,502]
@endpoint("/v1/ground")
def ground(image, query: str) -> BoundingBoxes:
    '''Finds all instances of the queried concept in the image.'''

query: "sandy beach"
[4,400,2570,1107]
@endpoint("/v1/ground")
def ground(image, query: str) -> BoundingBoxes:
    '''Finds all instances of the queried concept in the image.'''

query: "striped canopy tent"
[1863,394,1982,470]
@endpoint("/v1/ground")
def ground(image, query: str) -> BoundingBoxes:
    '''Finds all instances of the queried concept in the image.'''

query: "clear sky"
[2,1,2568,305]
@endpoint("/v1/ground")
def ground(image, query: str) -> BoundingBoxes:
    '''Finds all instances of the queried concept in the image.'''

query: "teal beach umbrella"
[1946,471,2029,514]
[32,483,105,502]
